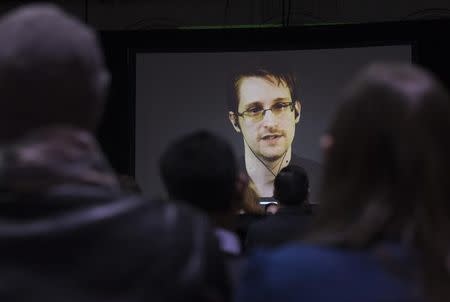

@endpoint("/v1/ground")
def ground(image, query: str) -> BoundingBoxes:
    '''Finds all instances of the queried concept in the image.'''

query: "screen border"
[99,19,450,177]
[127,27,417,177]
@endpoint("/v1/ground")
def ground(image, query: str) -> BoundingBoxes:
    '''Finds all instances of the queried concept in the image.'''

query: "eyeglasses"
[237,102,295,122]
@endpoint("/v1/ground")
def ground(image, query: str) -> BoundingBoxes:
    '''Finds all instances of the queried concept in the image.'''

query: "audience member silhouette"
[160,130,247,290]
[246,165,312,249]
[235,181,265,249]
[236,63,450,302]
[0,4,230,302]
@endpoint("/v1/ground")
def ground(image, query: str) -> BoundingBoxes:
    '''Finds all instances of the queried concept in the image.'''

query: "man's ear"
[294,100,301,124]
[228,111,241,133]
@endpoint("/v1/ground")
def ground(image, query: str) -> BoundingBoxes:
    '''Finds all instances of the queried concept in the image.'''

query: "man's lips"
[260,134,284,141]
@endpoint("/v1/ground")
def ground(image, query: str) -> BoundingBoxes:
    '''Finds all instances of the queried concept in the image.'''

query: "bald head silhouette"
[0,4,109,142]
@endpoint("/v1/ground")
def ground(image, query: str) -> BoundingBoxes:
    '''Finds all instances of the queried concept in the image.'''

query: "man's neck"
[244,145,292,197]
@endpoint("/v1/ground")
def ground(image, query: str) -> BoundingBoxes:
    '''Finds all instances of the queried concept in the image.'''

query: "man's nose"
[261,109,277,125]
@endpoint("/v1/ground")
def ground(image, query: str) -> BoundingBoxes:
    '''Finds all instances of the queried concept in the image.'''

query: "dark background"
[97,20,450,194]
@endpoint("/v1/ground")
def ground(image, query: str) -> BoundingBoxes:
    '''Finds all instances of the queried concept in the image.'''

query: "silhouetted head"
[273,165,309,206]
[160,130,241,214]
[311,62,450,248]
[309,62,450,301]
[0,4,109,142]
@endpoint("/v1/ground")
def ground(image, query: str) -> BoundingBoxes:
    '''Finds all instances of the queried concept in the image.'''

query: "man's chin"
[259,150,288,162]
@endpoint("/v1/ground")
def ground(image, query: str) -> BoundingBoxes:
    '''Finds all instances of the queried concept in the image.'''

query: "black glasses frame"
[236,101,295,119]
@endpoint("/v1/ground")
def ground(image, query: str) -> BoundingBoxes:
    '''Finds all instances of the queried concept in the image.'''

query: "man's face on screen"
[234,76,300,162]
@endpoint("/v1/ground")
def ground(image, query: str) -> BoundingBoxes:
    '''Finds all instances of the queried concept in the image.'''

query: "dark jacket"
[246,206,312,249]
[236,243,420,302]
[235,213,265,249]
[0,128,230,302]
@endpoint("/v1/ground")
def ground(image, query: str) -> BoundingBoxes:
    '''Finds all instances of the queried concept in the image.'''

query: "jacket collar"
[0,126,119,194]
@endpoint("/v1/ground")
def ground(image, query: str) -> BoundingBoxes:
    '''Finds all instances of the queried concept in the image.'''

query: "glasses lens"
[272,102,293,115]
[243,102,293,121]
[243,107,263,120]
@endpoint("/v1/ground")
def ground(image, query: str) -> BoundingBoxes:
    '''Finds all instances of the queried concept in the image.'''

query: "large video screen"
[135,45,411,203]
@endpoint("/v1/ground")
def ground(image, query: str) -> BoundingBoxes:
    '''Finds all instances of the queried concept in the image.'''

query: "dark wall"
[0,1,449,29]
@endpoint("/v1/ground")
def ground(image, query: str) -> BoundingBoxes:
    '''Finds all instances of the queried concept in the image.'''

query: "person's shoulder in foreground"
[235,242,420,302]
[0,3,231,301]
[245,206,312,249]
[0,189,230,302]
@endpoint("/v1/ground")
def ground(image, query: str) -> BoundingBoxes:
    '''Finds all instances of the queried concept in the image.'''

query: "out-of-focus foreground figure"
[0,4,229,302]
[236,62,450,302]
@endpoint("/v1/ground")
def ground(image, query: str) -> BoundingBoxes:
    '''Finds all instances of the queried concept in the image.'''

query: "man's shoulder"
[0,191,218,273]
[0,190,210,246]
[0,192,230,301]
[290,154,321,171]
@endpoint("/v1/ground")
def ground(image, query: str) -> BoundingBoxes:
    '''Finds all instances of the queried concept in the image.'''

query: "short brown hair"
[227,65,298,112]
